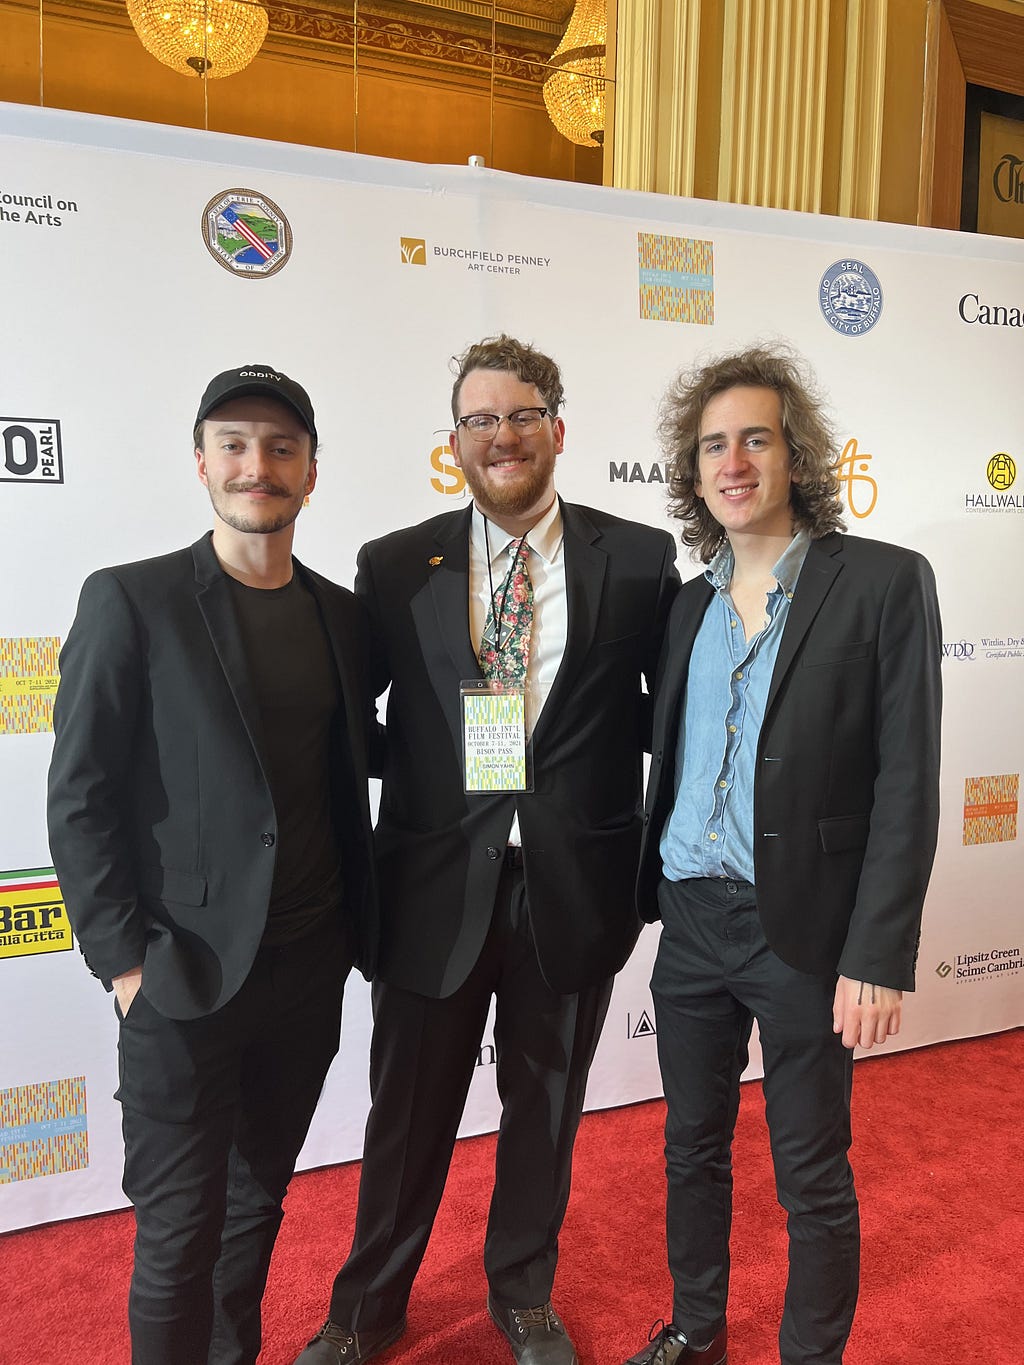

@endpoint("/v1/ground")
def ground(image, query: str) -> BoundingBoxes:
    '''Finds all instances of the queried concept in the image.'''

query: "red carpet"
[2,1029,1021,1364]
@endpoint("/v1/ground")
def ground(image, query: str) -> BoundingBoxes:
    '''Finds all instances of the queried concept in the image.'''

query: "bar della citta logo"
[202,189,292,278]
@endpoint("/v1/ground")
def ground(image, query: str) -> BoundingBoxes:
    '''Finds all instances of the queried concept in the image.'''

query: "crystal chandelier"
[126,0,269,79]
[543,0,608,148]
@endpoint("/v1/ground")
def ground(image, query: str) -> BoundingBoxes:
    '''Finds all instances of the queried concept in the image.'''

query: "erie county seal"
[202,189,292,279]
[819,259,883,336]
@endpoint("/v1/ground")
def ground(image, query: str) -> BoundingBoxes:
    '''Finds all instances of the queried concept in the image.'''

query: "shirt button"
[728,724,737,734]
[719,780,727,789]
[735,670,743,680]
[261,832,275,847]
[486,846,501,859]
[709,831,719,841]
[730,618,737,628]
[786,591,793,600]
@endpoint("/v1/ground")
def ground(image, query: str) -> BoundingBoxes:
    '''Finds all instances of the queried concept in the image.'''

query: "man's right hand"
[112,965,144,1017]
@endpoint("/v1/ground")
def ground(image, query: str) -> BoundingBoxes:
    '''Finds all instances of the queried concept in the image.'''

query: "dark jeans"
[328,857,613,1329]
[652,877,858,1365]
[116,917,352,1365]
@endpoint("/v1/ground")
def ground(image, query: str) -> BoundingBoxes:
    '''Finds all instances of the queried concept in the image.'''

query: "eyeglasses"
[454,407,548,440]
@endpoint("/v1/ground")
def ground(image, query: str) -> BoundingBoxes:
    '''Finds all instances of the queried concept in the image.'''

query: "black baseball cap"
[195,364,318,449]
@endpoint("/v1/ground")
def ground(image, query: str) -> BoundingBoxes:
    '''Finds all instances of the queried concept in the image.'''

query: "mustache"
[224,480,291,497]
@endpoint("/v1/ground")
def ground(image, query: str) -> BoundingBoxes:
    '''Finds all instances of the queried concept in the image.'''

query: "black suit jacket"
[356,499,679,998]
[46,533,377,1021]
[638,533,942,991]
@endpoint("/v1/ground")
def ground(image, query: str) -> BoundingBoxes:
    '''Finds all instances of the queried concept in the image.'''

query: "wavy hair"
[661,344,846,562]
[450,334,565,419]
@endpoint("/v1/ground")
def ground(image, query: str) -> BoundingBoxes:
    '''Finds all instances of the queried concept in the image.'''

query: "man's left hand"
[832,975,902,1050]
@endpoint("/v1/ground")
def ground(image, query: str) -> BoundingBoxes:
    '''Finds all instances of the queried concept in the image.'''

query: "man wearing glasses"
[295,335,679,1365]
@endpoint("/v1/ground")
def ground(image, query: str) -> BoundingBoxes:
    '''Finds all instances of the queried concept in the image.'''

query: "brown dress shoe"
[488,1294,579,1364]
[291,1316,406,1364]
[623,1319,727,1365]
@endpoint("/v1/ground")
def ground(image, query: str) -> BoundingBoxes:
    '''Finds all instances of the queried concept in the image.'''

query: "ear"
[552,416,566,456]
[195,446,209,488]
[305,457,318,496]
[449,429,464,470]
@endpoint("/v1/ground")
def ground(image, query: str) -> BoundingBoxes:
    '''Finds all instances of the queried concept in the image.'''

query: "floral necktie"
[478,539,533,687]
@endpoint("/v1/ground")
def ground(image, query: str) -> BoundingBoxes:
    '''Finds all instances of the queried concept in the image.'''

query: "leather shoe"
[623,1319,727,1365]
[291,1316,406,1363]
[488,1295,578,1364]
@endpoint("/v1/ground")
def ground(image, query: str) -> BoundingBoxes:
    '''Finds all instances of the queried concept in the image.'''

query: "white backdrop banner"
[1,104,1022,1233]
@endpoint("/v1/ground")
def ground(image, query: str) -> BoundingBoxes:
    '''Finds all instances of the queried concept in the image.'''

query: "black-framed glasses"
[454,407,548,440]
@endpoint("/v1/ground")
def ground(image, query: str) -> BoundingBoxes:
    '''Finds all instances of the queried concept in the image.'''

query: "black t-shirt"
[227,572,344,945]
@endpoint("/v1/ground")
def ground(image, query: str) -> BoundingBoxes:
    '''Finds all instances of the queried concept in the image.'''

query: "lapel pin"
[429,555,443,566]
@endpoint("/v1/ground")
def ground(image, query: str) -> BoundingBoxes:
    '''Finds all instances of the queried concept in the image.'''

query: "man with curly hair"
[624,346,942,1365]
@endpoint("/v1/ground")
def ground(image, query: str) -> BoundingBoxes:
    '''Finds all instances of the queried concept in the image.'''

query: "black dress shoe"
[623,1319,727,1365]
[488,1295,578,1365]
[291,1316,406,1364]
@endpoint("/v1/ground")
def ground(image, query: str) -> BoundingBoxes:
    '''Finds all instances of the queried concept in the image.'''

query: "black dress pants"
[328,857,613,1330]
[116,917,352,1365]
[651,877,859,1365]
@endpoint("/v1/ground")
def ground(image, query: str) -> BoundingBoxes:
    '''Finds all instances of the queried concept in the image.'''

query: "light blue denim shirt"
[660,530,811,884]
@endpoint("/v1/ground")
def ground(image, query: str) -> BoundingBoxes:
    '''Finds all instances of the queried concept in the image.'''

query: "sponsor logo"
[0,1077,88,1184]
[963,773,1019,846]
[0,637,61,736]
[993,153,1024,206]
[0,190,78,229]
[638,234,714,325]
[836,437,878,518]
[965,453,1023,512]
[609,461,667,485]
[819,259,883,336]
[202,189,291,278]
[626,1009,656,1039]
[941,640,975,661]
[0,869,72,959]
[976,635,1024,660]
[958,293,1023,327]
[429,442,467,498]
[987,453,1016,491]
[936,946,1023,985]
[1,418,63,484]
[403,236,553,277]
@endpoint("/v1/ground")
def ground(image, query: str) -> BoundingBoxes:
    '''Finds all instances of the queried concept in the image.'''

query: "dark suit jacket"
[356,499,679,998]
[46,533,377,1021]
[638,532,942,992]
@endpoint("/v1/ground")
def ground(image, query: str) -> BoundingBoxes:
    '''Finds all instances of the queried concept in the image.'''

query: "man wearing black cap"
[47,365,377,1365]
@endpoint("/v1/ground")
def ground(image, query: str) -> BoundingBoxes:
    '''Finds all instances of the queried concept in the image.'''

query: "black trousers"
[328,857,613,1330]
[651,877,858,1365]
[116,917,352,1365]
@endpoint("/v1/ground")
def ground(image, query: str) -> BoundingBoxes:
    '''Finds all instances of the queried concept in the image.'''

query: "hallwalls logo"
[0,869,72,960]
[0,1077,88,1184]
[638,234,714,324]
[819,260,883,336]
[0,637,60,735]
[965,452,1022,512]
[202,190,291,278]
[1,418,63,484]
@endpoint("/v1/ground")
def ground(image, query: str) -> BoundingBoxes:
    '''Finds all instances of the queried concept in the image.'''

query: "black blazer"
[356,499,679,998]
[46,533,377,1021]
[638,533,942,991]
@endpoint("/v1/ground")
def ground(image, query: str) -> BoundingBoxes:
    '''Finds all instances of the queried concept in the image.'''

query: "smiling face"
[195,394,316,537]
[695,385,797,545]
[450,368,564,533]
